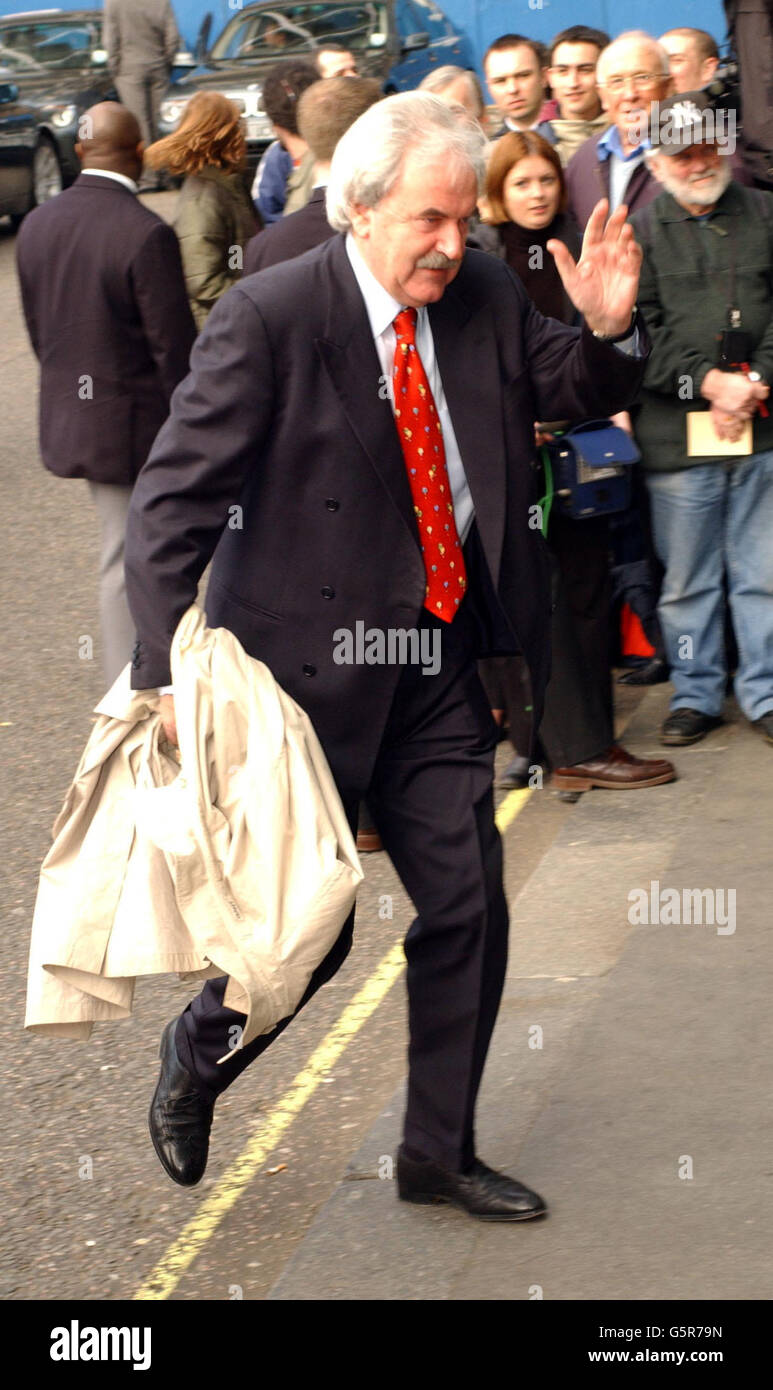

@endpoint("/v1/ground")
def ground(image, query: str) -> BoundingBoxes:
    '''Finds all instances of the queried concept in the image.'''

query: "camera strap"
[686,213,740,326]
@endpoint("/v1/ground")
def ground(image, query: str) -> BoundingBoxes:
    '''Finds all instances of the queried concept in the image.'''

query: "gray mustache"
[415,252,461,270]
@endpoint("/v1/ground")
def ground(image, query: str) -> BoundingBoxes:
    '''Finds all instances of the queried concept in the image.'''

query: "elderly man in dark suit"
[126,93,648,1220]
[16,103,195,686]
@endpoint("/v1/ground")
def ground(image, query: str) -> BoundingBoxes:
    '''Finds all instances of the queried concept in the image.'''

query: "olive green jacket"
[173,167,257,330]
[631,181,773,471]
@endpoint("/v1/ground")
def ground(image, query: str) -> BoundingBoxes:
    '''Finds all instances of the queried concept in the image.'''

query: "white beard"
[653,155,733,208]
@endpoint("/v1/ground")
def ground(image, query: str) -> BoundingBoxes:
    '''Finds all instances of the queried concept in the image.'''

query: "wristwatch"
[591,307,638,343]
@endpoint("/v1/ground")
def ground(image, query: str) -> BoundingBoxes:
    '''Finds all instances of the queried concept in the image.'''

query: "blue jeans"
[645,453,773,721]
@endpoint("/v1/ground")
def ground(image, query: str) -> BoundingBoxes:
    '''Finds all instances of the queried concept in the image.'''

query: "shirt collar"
[345,232,417,339]
[597,123,648,163]
[80,168,138,194]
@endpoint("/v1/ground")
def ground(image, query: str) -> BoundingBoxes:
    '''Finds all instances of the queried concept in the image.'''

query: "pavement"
[268,686,773,1301]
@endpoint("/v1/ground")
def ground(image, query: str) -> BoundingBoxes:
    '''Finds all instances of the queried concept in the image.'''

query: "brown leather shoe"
[552,744,676,791]
[356,829,383,853]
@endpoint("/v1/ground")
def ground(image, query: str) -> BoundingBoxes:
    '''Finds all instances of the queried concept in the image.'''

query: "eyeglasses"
[601,72,665,93]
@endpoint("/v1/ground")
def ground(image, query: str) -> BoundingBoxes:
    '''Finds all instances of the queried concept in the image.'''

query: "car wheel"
[33,136,63,206]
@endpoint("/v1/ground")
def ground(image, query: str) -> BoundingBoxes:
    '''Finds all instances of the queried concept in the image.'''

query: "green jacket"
[173,167,257,330]
[630,181,773,471]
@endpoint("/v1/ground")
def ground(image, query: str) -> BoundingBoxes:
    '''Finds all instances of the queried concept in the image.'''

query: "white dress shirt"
[345,233,475,543]
[79,168,138,195]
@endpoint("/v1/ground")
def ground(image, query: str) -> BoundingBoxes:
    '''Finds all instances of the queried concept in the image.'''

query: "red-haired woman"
[145,92,257,329]
[473,130,581,321]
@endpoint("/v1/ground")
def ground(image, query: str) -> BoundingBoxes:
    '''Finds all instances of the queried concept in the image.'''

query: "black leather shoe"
[661,709,723,745]
[618,657,669,686]
[396,1147,547,1221]
[753,712,773,745]
[149,1020,214,1186]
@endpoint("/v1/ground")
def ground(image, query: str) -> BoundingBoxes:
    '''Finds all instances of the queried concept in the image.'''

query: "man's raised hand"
[547,199,642,338]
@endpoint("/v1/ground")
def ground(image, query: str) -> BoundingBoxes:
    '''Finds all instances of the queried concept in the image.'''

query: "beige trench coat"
[25,605,362,1062]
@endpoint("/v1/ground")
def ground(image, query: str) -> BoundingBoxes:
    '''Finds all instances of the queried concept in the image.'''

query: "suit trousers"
[86,480,135,687]
[175,584,510,1173]
[114,72,168,149]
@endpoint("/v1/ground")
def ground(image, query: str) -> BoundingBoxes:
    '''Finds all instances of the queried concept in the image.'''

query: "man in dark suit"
[244,75,380,275]
[126,93,648,1220]
[16,103,195,686]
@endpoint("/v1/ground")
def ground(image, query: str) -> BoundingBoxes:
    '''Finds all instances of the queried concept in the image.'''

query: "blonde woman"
[145,92,257,328]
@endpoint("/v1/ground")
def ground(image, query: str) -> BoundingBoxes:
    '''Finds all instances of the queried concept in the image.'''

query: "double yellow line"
[134,785,533,1300]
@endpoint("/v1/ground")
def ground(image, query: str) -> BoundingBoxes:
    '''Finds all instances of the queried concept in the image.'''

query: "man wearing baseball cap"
[630,91,773,749]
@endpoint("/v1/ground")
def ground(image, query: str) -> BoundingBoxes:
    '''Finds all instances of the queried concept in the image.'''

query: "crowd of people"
[14,17,773,1216]
[20,21,773,802]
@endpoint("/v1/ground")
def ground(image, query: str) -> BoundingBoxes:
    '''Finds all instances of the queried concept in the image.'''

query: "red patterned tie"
[392,308,467,622]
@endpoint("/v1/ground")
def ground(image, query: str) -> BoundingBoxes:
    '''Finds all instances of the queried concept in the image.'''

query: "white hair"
[326,91,487,234]
[597,30,670,83]
[418,65,485,116]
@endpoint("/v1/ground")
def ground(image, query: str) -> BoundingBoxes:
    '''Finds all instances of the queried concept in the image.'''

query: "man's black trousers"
[175,579,510,1174]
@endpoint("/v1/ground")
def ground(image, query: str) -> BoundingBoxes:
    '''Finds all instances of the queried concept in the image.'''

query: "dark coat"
[631,180,773,471]
[244,187,335,274]
[172,166,257,329]
[16,172,196,485]
[725,0,773,184]
[565,131,660,230]
[124,234,647,791]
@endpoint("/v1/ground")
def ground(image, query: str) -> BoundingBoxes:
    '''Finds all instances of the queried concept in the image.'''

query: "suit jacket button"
[302,663,316,676]
[321,586,335,599]
[325,498,339,511]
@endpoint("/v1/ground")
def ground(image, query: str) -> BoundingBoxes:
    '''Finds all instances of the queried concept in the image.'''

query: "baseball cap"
[650,91,717,154]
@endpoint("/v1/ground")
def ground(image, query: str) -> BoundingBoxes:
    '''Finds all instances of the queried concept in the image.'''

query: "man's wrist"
[700,368,723,402]
[589,307,638,342]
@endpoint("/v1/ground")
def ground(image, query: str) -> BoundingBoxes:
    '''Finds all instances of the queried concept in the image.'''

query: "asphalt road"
[0,199,620,1302]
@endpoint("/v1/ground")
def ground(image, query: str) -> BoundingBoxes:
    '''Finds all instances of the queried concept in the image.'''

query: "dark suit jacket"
[125,234,647,792]
[243,187,335,274]
[16,172,196,485]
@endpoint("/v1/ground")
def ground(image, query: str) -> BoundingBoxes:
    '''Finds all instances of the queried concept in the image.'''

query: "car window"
[210,4,385,61]
[0,21,101,69]
[0,42,45,73]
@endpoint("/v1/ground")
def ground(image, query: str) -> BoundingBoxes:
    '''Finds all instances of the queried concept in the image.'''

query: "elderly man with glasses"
[565,30,674,230]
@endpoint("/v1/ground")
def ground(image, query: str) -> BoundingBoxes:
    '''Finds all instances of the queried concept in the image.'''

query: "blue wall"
[0,0,730,65]
[446,1,727,66]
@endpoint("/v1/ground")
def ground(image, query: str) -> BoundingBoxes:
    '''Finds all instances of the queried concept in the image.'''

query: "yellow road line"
[134,783,533,1300]
[495,785,533,832]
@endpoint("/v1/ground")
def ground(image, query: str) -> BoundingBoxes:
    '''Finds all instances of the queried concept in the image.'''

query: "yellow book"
[686,411,753,457]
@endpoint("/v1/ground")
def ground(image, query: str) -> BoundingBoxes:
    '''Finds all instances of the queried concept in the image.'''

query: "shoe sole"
[398,1189,548,1221]
[148,1023,204,1187]
[552,770,676,791]
[660,725,722,746]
